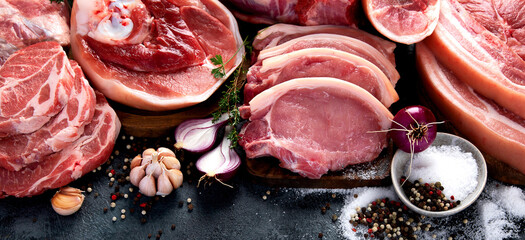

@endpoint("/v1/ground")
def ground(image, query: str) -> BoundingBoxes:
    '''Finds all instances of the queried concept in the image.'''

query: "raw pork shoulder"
[0,61,96,171]
[0,41,74,138]
[417,43,525,175]
[244,48,398,106]
[0,92,120,198]
[0,0,70,64]
[71,0,244,111]
[239,77,393,179]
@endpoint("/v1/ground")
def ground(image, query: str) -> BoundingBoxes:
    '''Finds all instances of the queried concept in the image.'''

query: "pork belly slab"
[417,43,525,175]
[239,77,393,179]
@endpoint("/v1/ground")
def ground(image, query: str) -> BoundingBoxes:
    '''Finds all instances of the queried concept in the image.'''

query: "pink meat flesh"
[0,61,96,171]
[244,48,398,107]
[0,92,120,198]
[0,41,74,138]
[0,0,70,64]
[239,77,393,179]
[424,0,525,119]
[417,43,525,175]
[252,23,396,65]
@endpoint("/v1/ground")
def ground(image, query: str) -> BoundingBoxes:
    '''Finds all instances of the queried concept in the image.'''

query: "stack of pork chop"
[0,42,120,198]
[239,24,399,179]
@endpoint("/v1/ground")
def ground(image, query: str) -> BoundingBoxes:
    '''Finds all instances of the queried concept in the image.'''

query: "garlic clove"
[156,169,174,196]
[157,147,175,158]
[166,169,183,189]
[51,187,85,216]
[130,155,142,169]
[130,165,146,186]
[145,160,162,178]
[142,148,156,157]
[161,156,181,170]
[139,175,156,197]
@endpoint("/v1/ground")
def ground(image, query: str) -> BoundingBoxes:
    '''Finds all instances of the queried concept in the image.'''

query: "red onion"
[195,126,241,187]
[389,105,440,153]
[174,114,229,152]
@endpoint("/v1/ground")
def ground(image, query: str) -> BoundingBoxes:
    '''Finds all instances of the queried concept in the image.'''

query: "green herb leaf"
[211,37,252,148]
[49,0,64,3]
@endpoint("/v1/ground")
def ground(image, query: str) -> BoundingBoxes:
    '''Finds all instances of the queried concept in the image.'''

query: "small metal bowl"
[391,132,487,217]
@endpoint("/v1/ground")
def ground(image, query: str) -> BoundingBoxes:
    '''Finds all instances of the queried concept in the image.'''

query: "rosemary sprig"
[211,39,252,148]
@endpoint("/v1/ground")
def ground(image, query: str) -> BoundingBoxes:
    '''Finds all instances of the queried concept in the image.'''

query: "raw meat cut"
[457,0,525,61]
[362,0,440,44]
[71,0,244,111]
[244,48,398,106]
[0,61,96,171]
[255,33,399,85]
[0,0,70,64]
[0,41,74,138]
[222,0,299,24]
[252,24,396,64]
[239,77,393,179]
[222,0,360,26]
[295,0,360,26]
[416,43,525,175]
[0,91,120,198]
[424,0,525,119]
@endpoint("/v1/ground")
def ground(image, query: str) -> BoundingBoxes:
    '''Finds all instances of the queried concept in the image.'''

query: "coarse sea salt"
[406,145,478,201]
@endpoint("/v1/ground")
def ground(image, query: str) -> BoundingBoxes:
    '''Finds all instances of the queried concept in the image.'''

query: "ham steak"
[0,91,120,198]
[417,43,525,175]
[71,0,244,111]
[239,77,393,179]
[0,0,70,65]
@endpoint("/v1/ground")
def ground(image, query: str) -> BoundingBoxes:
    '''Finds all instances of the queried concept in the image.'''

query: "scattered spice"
[112,216,117,222]
[32,217,37,223]
[187,203,194,212]
[147,233,152,239]
[178,201,184,208]
[331,214,338,222]
[318,233,323,238]
[262,195,267,201]
[171,224,176,230]
[401,178,460,211]
[103,208,108,213]
[321,207,327,215]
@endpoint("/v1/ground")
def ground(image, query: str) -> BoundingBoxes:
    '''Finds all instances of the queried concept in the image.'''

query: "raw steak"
[223,0,360,26]
[0,0,70,64]
[239,77,393,179]
[255,33,399,85]
[0,91,120,198]
[457,0,525,61]
[0,61,96,171]
[424,0,525,119]
[362,0,440,44]
[417,43,525,175]
[71,0,244,111]
[252,23,396,64]
[244,48,398,107]
[0,41,74,138]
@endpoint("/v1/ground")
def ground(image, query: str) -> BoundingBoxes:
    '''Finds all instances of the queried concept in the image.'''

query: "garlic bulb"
[51,187,85,216]
[129,147,183,197]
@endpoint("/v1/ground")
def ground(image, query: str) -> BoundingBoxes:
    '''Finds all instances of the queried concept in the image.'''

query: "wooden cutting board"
[245,141,394,188]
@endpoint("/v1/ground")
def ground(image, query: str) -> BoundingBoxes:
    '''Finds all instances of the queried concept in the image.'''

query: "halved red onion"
[174,114,229,152]
[195,126,241,186]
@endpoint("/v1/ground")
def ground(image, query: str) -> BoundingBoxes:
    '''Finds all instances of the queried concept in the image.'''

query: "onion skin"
[195,126,241,184]
[389,105,437,153]
[174,114,229,153]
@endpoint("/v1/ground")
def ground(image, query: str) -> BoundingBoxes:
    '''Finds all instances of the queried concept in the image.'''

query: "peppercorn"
[321,207,327,214]
[318,233,323,238]
[188,203,194,212]
[171,224,176,230]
